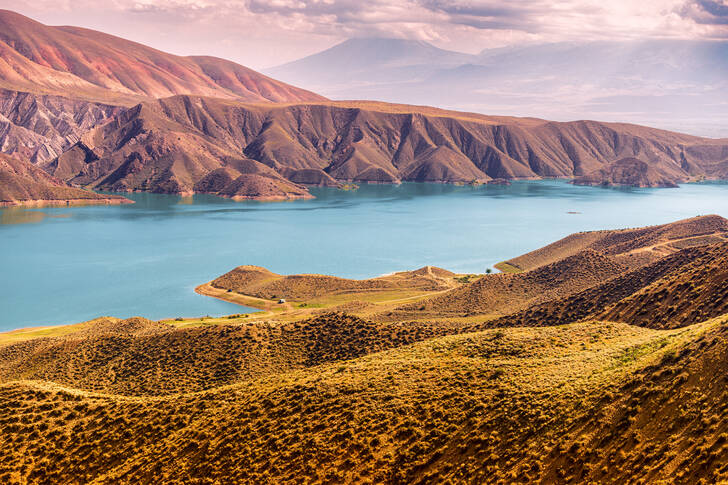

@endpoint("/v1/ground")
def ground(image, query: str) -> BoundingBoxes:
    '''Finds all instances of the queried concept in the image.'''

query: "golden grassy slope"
[1,314,727,484]
[208,265,457,304]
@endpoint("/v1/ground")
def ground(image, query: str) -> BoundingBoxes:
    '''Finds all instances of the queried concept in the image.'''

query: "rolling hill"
[2,216,728,482]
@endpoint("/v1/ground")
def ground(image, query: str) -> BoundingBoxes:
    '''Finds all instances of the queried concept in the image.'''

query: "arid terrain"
[1,9,728,205]
[3,215,728,483]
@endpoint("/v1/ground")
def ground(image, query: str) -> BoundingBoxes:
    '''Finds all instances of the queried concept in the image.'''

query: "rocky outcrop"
[278,167,342,187]
[193,159,312,200]
[572,157,681,188]
[0,153,130,206]
[0,90,122,164]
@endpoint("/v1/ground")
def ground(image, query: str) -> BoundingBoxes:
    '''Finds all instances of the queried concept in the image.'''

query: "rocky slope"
[0,89,123,164]
[0,9,325,105]
[44,96,728,195]
[0,153,130,206]
[572,157,681,187]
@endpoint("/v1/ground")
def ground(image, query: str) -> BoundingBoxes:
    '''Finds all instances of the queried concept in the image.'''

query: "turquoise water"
[2,180,728,331]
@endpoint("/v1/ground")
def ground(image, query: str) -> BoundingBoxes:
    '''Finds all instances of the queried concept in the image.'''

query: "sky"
[2,0,728,69]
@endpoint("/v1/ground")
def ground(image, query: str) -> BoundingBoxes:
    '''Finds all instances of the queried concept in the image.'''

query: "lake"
[2,180,728,331]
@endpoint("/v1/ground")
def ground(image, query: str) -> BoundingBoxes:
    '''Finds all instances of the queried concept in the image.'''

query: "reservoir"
[2,180,728,331]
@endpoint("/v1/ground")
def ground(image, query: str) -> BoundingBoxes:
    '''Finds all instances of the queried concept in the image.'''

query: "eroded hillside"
[46,96,728,197]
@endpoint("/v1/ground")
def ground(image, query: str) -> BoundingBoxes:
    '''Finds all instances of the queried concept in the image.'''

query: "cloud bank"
[1,0,727,67]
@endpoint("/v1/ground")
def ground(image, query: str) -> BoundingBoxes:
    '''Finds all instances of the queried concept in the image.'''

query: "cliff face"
[0,153,130,206]
[0,90,122,164]
[44,96,728,196]
[572,157,681,187]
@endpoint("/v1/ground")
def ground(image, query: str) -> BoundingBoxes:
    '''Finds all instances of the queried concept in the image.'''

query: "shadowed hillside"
[498,214,728,272]
[0,314,459,396]
[384,216,728,324]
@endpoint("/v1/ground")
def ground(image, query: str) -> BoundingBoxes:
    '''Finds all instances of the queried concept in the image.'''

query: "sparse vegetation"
[2,216,728,483]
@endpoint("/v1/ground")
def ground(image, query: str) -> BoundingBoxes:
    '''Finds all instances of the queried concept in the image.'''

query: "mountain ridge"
[0,152,130,206]
[43,95,728,197]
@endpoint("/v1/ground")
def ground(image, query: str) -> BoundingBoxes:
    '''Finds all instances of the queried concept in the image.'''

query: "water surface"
[2,180,728,330]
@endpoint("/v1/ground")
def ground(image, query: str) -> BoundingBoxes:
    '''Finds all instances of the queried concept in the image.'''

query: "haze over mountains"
[268,38,728,138]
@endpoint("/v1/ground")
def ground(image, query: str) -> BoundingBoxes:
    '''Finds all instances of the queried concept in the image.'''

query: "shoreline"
[0,197,133,208]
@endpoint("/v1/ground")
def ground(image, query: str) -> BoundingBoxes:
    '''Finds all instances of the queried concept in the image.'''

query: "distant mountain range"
[0,10,727,204]
[267,38,728,138]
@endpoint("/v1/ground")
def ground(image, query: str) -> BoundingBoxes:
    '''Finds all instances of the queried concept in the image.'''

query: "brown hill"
[0,152,130,206]
[0,10,325,105]
[599,243,728,329]
[210,265,456,301]
[490,243,724,330]
[572,156,681,187]
[391,249,626,319]
[499,214,728,272]
[44,96,728,196]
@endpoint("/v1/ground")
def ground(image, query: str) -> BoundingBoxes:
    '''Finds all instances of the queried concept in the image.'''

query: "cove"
[2,180,728,331]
